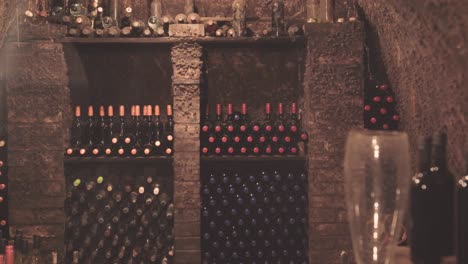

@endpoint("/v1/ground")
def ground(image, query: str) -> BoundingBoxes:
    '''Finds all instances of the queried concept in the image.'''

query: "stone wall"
[358,0,468,175]
[304,22,364,264]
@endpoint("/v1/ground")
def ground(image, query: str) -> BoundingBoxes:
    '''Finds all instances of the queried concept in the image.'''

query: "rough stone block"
[174,236,201,251]
[7,123,64,151]
[175,221,200,237]
[175,208,200,223]
[174,250,201,264]
[169,24,205,37]
[174,123,200,138]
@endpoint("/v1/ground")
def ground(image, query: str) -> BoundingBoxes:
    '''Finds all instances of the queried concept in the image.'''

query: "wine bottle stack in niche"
[65,104,174,157]
[201,167,308,264]
[201,103,308,156]
[364,82,400,130]
[64,175,174,263]
[0,126,7,237]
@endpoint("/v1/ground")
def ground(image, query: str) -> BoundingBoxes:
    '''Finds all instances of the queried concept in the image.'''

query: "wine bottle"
[239,103,249,133]
[286,103,300,134]
[93,7,104,29]
[410,136,437,263]
[175,14,187,24]
[79,106,96,156]
[275,103,286,134]
[161,15,174,34]
[143,105,155,156]
[92,106,107,156]
[457,137,468,264]
[66,106,83,156]
[164,105,174,156]
[187,13,200,24]
[201,104,212,136]
[215,25,229,37]
[115,106,127,156]
[120,7,132,28]
[130,105,142,156]
[131,20,146,35]
[205,20,218,36]
[104,105,116,156]
[431,132,455,260]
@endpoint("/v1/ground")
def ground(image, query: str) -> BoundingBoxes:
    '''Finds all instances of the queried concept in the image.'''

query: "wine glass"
[344,129,411,264]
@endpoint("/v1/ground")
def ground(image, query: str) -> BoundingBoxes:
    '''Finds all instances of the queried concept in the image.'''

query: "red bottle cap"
[234,136,241,143]
[247,136,253,143]
[202,147,209,154]
[92,149,99,155]
[216,104,222,116]
[373,96,381,102]
[265,125,272,132]
[379,84,388,90]
[291,103,296,114]
[222,136,228,143]
[393,115,400,121]
[265,103,271,114]
[386,96,394,103]
[284,136,291,143]
[154,105,160,116]
[228,125,234,132]
[0,184,5,190]
[79,149,86,155]
[209,136,215,143]
[253,125,260,132]
[240,125,247,132]
[105,149,112,155]
[380,108,387,115]
[278,103,283,114]
[147,105,152,116]
[259,136,266,143]
[202,125,209,132]
[108,106,114,117]
[228,104,233,115]
[88,105,94,116]
[253,147,260,153]
[278,125,285,132]
[241,103,247,115]
[382,124,389,130]
[99,106,105,117]
[75,106,81,117]
[215,126,222,132]
[66,149,73,155]
[205,104,210,115]
[301,132,308,141]
[364,105,371,111]
[265,147,272,154]
[167,105,173,116]
[278,147,285,154]
[119,105,125,116]
[290,125,297,133]
[240,147,247,154]
[228,147,234,154]
[215,147,221,154]
[272,136,279,142]
[291,147,298,153]
[370,117,377,124]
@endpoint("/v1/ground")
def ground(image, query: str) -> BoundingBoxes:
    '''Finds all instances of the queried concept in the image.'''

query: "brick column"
[1,41,69,251]
[171,42,203,264]
[303,23,365,264]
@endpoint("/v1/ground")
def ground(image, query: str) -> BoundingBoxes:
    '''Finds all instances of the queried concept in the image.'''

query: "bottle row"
[65,105,174,157]
[65,176,174,263]
[201,170,308,264]
[26,0,300,38]
[201,103,308,156]
[0,231,58,264]
[410,132,468,263]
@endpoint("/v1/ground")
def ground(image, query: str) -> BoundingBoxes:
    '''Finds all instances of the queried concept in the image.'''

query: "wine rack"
[201,160,309,264]
[64,162,174,263]
[0,79,7,239]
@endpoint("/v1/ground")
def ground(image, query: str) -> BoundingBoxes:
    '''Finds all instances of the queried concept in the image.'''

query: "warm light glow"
[373,231,378,239]
[372,137,380,159]
[373,246,378,261]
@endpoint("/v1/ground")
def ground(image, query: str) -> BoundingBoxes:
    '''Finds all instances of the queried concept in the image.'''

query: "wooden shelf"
[201,155,307,162]
[64,156,173,165]
[57,36,306,45]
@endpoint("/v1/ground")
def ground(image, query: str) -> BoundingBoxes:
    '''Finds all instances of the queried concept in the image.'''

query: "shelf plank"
[64,156,173,165]
[57,36,306,45]
[201,155,307,163]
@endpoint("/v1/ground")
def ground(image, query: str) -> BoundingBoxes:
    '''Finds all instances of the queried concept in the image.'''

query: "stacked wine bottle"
[201,103,308,156]
[65,104,174,158]
[64,176,174,263]
[201,167,308,264]
[364,82,400,130]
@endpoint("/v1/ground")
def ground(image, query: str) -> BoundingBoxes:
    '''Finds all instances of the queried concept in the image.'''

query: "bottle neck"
[432,145,447,171]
